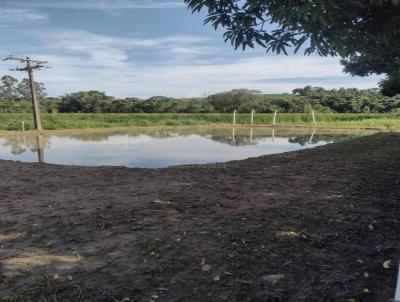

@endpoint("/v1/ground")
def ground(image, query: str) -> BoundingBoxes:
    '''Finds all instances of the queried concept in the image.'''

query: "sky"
[0,0,382,98]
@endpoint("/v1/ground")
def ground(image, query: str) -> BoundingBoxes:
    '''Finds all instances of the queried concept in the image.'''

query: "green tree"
[0,75,18,100]
[207,89,260,112]
[16,78,47,100]
[59,91,114,113]
[185,0,400,95]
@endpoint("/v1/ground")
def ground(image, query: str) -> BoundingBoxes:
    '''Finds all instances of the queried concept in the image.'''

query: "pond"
[0,127,373,168]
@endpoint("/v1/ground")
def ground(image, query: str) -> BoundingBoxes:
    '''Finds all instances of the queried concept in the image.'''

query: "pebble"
[262,274,285,284]
[383,260,392,269]
[201,264,211,271]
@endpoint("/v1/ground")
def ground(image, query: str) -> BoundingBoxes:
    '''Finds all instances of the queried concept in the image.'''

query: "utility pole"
[3,56,49,130]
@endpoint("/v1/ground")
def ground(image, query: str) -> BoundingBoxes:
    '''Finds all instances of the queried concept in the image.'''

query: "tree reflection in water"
[2,135,48,162]
[0,127,369,164]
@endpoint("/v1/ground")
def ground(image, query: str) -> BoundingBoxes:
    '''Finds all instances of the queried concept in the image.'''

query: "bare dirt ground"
[0,133,399,302]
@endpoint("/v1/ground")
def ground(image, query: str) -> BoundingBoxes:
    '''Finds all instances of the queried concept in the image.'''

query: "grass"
[0,112,399,131]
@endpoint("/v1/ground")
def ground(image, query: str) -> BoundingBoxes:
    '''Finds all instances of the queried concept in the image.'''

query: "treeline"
[1,75,400,114]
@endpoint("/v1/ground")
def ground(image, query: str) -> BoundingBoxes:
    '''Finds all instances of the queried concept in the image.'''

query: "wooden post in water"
[272,110,278,126]
[233,110,237,125]
[251,109,255,125]
[36,135,44,163]
[250,128,253,143]
[232,127,236,142]
[311,110,317,127]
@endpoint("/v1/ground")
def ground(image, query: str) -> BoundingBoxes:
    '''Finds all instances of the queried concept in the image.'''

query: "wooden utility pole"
[3,56,48,130]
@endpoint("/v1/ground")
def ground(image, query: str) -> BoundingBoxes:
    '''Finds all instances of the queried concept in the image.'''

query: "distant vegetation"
[1,75,400,115]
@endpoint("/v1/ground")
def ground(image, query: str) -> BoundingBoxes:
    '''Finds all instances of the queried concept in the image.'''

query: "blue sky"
[0,0,382,98]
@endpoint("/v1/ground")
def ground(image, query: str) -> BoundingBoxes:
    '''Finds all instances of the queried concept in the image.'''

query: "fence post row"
[234,109,316,126]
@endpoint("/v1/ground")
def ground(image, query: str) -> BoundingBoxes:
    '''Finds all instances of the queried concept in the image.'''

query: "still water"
[0,127,370,168]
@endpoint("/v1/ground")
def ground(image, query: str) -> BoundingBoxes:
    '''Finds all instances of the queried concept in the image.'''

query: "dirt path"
[0,133,399,301]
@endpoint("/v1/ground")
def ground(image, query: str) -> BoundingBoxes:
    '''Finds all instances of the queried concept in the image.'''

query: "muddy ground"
[0,133,399,301]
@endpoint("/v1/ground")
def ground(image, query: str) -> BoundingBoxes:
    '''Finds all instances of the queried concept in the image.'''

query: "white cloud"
[0,28,380,98]
[6,53,378,98]
[33,29,216,67]
[0,8,48,24]
[4,0,185,10]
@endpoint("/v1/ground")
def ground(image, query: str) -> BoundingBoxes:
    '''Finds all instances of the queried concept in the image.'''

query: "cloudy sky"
[0,0,381,98]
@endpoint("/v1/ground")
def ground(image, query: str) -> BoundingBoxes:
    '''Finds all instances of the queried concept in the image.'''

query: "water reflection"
[36,135,45,163]
[2,134,48,163]
[0,127,372,168]
[272,127,275,144]
[309,128,316,144]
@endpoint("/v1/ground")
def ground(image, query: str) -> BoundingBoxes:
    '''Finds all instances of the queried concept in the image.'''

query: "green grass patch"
[0,112,399,131]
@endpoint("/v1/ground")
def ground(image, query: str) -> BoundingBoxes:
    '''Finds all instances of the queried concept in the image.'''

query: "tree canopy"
[0,75,47,100]
[16,78,47,100]
[0,76,18,100]
[185,0,400,96]
[1,74,399,114]
[1,85,399,114]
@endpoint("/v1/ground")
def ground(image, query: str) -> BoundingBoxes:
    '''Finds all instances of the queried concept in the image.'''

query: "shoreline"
[0,123,393,137]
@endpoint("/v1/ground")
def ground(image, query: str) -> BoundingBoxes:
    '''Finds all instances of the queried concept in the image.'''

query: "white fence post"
[233,110,237,125]
[312,110,317,126]
[251,109,255,125]
[272,110,278,126]
[21,120,25,133]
